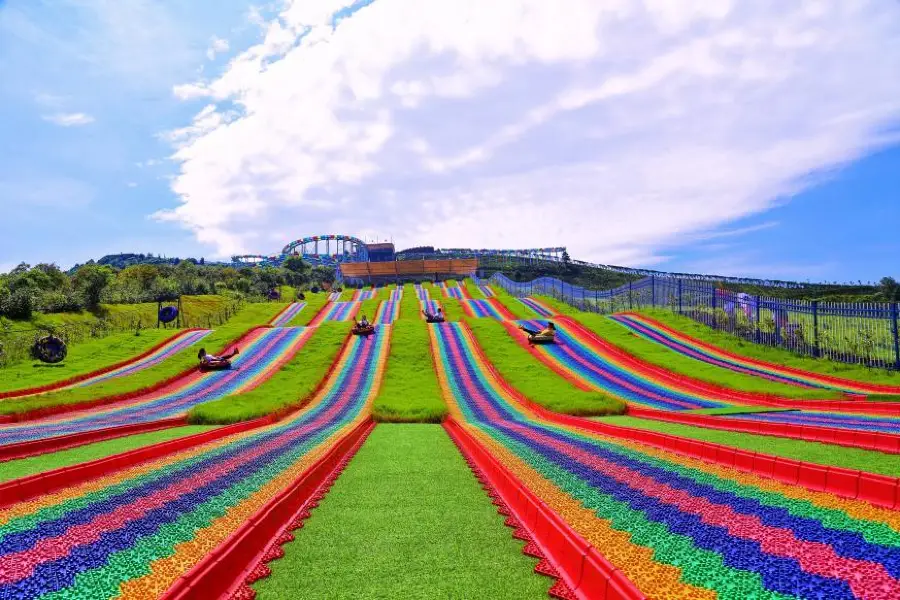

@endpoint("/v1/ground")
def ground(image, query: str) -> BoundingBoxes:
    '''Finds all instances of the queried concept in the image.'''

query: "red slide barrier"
[162,418,375,600]
[0,329,205,401]
[0,326,269,425]
[445,419,644,600]
[462,322,900,510]
[628,407,900,455]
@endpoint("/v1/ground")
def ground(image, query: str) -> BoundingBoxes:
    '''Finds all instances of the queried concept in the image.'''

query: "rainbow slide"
[462,298,516,320]
[374,288,402,324]
[351,287,377,301]
[320,301,360,322]
[517,296,556,317]
[513,318,900,433]
[0,330,390,599]
[441,282,467,300]
[416,284,442,318]
[613,313,900,395]
[269,302,306,327]
[0,329,211,401]
[432,321,900,600]
[478,284,495,298]
[0,327,312,451]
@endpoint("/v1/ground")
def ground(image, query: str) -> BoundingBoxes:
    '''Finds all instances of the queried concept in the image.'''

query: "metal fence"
[481,273,900,371]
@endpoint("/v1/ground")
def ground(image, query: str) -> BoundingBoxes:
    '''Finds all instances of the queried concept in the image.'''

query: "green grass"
[636,308,900,388]
[254,424,553,599]
[535,297,842,401]
[488,287,540,320]
[373,285,447,423]
[0,328,177,393]
[466,318,626,416]
[0,302,289,418]
[685,407,796,416]
[289,291,330,326]
[598,415,900,477]
[187,322,347,424]
[0,425,215,483]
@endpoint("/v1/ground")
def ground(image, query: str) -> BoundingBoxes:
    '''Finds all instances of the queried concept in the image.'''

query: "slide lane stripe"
[269,302,306,327]
[518,297,555,317]
[613,313,900,395]
[0,330,390,599]
[431,322,900,599]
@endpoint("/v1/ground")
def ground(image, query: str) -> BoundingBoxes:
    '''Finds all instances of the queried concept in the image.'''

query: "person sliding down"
[518,322,556,344]
[423,307,445,322]
[198,347,239,367]
[355,315,370,328]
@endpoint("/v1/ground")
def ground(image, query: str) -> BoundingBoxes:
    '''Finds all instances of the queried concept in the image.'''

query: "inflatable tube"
[528,334,556,345]
[158,305,179,323]
[32,335,67,364]
[352,325,376,336]
[199,359,232,371]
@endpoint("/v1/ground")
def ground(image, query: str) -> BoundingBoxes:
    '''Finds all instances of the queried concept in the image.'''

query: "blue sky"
[1,0,899,283]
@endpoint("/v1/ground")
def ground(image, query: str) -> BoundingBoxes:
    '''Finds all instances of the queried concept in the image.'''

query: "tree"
[879,277,900,302]
[72,264,113,308]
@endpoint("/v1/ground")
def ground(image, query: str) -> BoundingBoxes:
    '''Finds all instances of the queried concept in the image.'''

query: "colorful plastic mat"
[463,299,505,320]
[321,301,360,322]
[269,302,306,327]
[0,330,389,599]
[517,297,555,317]
[430,321,900,600]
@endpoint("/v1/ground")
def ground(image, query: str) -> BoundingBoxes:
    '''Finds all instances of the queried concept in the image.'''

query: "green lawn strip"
[288,291,330,326]
[187,322,347,424]
[466,318,625,416]
[0,425,215,483]
[686,407,796,416]
[534,298,840,401]
[635,308,900,389]
[467,278,487,298]
[597,415,900,477]
[254,424,552,600]
[0,329,177,393]
[373,286,446,422]
[0,302,289,418]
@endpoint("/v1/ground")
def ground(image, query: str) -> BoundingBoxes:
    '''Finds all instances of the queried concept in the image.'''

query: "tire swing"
[33,334,68,364]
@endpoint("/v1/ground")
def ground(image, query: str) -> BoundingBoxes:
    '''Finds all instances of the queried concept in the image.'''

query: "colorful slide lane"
[0,329,211,401]
[415,284,442,318]
[319,301,360,322]
[462,298,516,320]
[0,329,389,599]
[269,302,305,327]
[612,313,900,396]
[351,288,376,301]
[478,284,495,298]
[515,318,900,434]
[518,297,556,317]
[0,327,312,450]
[374,288,402,325]
[431,322,900,600]
[441,282,469,300]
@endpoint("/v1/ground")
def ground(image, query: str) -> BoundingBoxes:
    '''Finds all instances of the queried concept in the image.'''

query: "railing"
[481,273,900,371]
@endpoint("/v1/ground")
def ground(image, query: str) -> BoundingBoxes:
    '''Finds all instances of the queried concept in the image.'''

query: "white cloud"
[42,112,95,126]
[206,36,230,60]
[159,0,900,261]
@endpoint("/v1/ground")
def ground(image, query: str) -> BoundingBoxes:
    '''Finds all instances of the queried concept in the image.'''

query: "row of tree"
[0,256,335,320]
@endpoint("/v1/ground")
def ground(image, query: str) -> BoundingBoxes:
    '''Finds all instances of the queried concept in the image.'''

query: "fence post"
[812,301,820,358]
[651,276,656,306]
[711,288,717,329]
[892,302,900,370]
[677,279,683,314]
[628,281,633,310]
[755,295,761,344]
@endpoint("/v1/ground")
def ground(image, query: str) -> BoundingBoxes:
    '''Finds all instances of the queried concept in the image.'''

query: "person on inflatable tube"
[519,321,556,345]
[352,315,375,336]
[198,346,239,370]
[423,307,445,323]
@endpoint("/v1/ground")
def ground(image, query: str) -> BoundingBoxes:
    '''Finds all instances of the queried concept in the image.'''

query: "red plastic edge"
[444,418,645,600]
[0,329,204,400]
[0,326,267,424]
[161,418,376,600]
[628,407,900,455]
[0,417,187,463]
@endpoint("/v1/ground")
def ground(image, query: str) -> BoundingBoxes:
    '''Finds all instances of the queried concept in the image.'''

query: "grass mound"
[466,318,625,416]
[0,302,290,418]
[188,322,347,424]
[254,424,552,599]
[373,285,447,423]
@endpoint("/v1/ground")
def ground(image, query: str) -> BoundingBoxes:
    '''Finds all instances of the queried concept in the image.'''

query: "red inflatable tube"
[627,407,900,455]
[444,418,644,600]
[0,329,205,401]
[556,316,900,417]
[0,417,186,463]
[0,417,270,508]
[161,418,375,600]
[459,322,900,509]
[620,312,900,395]
[0,326,270,425]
